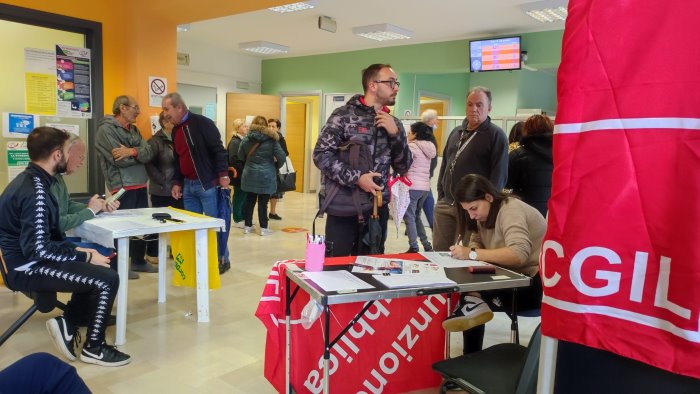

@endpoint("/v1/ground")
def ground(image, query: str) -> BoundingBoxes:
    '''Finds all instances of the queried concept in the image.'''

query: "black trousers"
[324,204,389,257]
[8,261,119,347]
[118,188,156,262]
[462,273,543,354]
[244,193,270,228]
[150,193,183,210]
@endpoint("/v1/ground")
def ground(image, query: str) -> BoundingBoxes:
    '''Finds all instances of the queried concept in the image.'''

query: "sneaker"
[423,244,434,252]
[128,270,140,280]
[260,228,274,236]
[144,255,159,265]
[243,226,252,234]
[219,259,231,275]
[131,263,158,273]
[80,343,131,367]
[442,295,494,332]
[233,220,245,229]
[269,213,282,220]
[46,316,80,361]
[405,247,419,253]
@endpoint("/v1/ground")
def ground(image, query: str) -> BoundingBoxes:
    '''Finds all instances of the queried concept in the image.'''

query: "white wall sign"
[7,141,29,183]
[45,123,79,136]
[149,76,168,107]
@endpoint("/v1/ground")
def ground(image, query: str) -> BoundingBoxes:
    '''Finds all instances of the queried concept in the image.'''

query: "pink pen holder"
[305,242,326,272]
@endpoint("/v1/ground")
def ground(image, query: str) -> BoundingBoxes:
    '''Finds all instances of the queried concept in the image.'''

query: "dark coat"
[146,130,176,196]
[227,134,244,186]
[238,124,286,195]
[172,112,228,190]
[506,134,553,217]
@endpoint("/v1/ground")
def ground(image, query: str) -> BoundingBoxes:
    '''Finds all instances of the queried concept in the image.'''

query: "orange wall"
[3,0,288,137]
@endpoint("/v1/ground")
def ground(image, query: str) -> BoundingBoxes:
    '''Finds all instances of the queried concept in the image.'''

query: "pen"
[451,234,462,257]
[353,263,393,270]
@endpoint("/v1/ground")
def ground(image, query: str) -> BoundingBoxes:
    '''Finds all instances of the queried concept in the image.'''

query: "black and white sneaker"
[442,295,494,332]
[46,316,80,361]
[80,343,132,367]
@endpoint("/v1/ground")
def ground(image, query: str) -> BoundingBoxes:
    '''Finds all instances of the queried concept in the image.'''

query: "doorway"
[281,93,321,193]
[419,93,450,156]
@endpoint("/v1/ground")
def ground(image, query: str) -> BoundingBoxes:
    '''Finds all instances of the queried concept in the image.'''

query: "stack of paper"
[373,274,457,289]
[420,251,490,268]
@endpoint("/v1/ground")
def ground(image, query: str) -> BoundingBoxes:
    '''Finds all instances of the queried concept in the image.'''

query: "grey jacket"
[95,116,154,191]
[145,129,176,197]
[238,125,286,195]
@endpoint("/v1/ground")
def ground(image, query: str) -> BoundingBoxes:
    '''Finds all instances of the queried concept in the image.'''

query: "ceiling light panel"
[352,24,413,42]
[268,1,316,13]
[238,41,289,55]
[521,0,568,23]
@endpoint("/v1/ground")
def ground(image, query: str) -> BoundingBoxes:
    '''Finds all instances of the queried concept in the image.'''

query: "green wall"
[262,30,563,118]
[517,69,558,114]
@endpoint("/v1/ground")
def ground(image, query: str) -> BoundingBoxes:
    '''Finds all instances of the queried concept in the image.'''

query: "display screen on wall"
[469,36,521,72]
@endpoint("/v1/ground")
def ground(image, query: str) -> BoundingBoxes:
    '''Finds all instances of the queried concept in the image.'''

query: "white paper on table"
[373,274,457,289]
[353,256,446,276]
[419,251,490,268]
[303,271,375,292]
[97,211,142,218]
[103,221,150,231]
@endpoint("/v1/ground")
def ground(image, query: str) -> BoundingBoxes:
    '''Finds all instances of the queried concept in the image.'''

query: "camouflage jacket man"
[313,94,412,203]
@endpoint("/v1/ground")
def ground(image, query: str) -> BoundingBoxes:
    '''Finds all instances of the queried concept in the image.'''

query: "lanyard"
[449,130,478,174]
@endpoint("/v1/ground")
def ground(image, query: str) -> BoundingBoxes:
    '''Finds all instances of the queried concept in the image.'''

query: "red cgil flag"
[541,0,700,379]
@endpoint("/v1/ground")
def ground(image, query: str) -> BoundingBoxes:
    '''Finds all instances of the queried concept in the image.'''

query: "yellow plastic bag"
[168,208,221,290]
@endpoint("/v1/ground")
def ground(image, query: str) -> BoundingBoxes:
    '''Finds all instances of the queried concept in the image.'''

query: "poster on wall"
[24,48,57,115]
[6,141,29,183]
[2,112,40,138]
[56,44,92,119]
[149,76,168,107]
[45,123,79,136]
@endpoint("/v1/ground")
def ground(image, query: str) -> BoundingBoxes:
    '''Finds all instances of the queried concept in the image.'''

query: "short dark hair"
[268,118,281,129]
[27,126,69,162]
[362,63,391,92]
[454,174,510,236]
[523,114,553,137]
[410,122,433,141]
[509,121,524,144]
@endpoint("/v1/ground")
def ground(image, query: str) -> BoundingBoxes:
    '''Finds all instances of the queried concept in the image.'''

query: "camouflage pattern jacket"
[313,94,412,201]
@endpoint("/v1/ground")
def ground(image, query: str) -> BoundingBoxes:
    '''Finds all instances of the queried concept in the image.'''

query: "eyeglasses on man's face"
[374,80,400,89]
[123,104,140,111]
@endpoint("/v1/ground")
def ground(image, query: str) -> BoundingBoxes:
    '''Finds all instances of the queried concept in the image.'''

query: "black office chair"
[0,255,66,347]
[433,324,541,394]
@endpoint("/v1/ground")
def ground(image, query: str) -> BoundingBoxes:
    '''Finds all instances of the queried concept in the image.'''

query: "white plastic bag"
[388,176,412,237]
[300,299,322,329]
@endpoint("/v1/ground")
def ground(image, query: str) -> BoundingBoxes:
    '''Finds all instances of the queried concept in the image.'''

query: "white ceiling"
[177,0,565,59]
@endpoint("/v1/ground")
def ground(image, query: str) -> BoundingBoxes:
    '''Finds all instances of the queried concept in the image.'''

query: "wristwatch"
[469,248,478,260]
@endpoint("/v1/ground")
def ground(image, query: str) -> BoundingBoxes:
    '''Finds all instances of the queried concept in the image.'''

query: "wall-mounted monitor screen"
[469,36,521,72]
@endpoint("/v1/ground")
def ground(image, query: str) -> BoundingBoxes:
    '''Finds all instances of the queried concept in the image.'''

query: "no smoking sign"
[148,76,168,107]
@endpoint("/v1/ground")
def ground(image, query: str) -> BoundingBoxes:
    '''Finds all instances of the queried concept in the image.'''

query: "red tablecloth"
[255,254,449,394]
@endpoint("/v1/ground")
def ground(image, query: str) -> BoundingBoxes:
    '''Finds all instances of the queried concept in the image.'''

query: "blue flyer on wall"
[8,113,35,134]
[56,44,92,119]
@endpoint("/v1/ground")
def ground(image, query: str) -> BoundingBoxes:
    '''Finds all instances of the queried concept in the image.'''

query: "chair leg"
[0,304,38,347]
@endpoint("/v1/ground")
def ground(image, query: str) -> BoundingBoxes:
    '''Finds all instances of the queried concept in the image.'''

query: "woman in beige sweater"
[445,174,546,354]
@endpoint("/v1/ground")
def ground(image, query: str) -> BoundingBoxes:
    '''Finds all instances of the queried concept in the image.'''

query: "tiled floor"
[0,191,539,393]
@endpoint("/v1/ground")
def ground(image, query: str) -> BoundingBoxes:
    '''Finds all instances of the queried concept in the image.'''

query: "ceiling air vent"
[236,81,250,90]
[177,52,190,66]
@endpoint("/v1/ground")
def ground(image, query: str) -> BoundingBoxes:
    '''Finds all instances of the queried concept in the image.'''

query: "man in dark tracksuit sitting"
[0,127,130,367]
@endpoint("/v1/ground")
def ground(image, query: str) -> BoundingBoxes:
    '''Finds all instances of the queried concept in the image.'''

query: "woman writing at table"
[443,174,546,354]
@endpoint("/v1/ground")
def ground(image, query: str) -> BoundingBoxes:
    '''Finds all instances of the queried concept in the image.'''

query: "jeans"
[231,185,247,223]
[422,190,435,229]
[404,190,430,250]
[183,179,228,261]
[244,192,270,228]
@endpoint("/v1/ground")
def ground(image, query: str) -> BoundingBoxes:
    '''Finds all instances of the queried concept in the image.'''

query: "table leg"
[194,228,209,323]
[323,304,330,394]
[115,237,129,346]
[158,233,168,303]
[537,335,558,393]
[285,276,291,394]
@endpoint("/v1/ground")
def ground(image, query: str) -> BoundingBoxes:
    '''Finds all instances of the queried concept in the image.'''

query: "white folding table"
[74,207,224,345]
